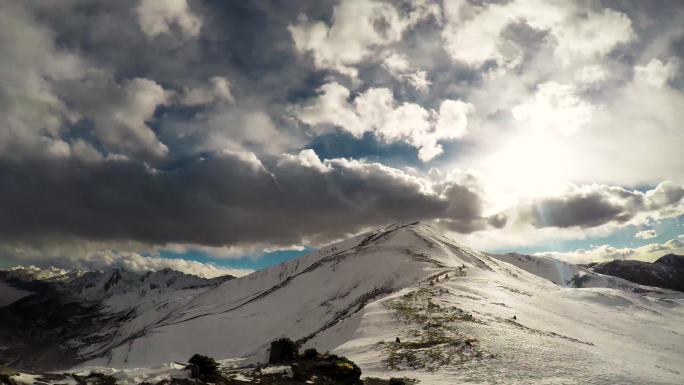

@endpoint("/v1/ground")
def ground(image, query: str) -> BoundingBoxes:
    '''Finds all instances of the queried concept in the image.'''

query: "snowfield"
[2,222,683,384]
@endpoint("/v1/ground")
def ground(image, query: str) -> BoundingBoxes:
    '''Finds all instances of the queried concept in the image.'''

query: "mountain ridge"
[587,253,684,292]
[0,266,233,370]
[0,222,683,384]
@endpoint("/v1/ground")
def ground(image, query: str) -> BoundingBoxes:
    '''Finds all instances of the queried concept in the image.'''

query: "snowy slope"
[79,222,684,384]
[3,222,683,384]
[489,252,581,286]
[87,222,472,367]
[490,252,655,290]
[0,267,232,370]
[332,253,684,384]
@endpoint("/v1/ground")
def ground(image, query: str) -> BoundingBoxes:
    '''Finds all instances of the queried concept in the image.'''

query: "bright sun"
[483,132,572,204]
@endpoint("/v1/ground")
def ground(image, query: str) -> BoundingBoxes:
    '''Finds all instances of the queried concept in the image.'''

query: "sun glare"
[484,132,572,201]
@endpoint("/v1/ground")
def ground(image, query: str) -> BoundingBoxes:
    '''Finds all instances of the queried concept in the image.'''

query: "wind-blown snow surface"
[80,222,684,384]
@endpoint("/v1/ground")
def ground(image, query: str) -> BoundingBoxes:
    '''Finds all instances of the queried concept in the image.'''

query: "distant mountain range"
[585,254,684,292]
[0,267,232,370]
[0,223,682,384]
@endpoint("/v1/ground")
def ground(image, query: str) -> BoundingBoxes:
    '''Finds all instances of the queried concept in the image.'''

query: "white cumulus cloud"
[137,0,202,38]
[635,58,679,88]
[512,82,593,136]
[82,250,253,278]
[535,234,684,264]
[635,230,658,240]
[179,76,235,106]
[289,0,438,78]
[382,52,431,92]
[91,78,170,159]
[293,82,473,161]
[442,0,634,68]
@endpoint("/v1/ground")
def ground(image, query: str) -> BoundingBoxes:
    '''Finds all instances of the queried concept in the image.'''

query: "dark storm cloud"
[521,192,635,228]
[2,0,684,265]
[0,0,486,253]
[515,183,684,229]
[8,0,339,163]
[0,151,490,248]
[26,0,332,95]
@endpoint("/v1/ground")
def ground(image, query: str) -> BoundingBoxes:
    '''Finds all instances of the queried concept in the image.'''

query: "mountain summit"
[1,222,683,384]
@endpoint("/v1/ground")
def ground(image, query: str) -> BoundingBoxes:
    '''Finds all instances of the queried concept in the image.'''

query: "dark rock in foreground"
[268,338,298,364]
[0,348,402,385]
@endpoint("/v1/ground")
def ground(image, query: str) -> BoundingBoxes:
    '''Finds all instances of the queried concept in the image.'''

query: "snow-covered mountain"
[1,222,683,384]
[0,267,233,370]
[489,252,660,290]
[587,254,684,292]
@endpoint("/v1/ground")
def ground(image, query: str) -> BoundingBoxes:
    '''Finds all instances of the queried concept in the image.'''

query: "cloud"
[161,242,306,260]
[192,110,295,156]
[178,76,235,106]
[512,182,684,229]
[292,82,366,136]
[293,82,473,161]
[79,250,252,278]
[577,64,684,184]
[0,0,683,270]
[466,51,684,190]
[88,78,170,159]
[288,0,438,78]
[0,0,287,165]
[547,7,633,65]
[51,74,174,162]
[0,2,83,159]
[136,0,202,38]
[441,0,634,68]
[535,234,684,264]
[0,238,251,278]
[635,230,657,240]
[0,3,176,163]
[635,57,679,88]
[441,0,522,68]
[0,148,496,257]
[382,52,431,91]
[512,82,593,136]
[574,65,608,87]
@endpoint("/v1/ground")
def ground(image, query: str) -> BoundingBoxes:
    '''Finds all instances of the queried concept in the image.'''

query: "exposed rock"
[302,348,318,360]
[268,338,298,364]
[71,372,117,385]
[0,365,19,385]
[0,268,233,371]
[187,354,219,378]
[290,353,362,385]
[656,253,684,269]
[590,254,684,292]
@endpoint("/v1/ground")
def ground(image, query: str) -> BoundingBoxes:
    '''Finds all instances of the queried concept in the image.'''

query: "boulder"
[187,354,219,380]
[269,338,298,364]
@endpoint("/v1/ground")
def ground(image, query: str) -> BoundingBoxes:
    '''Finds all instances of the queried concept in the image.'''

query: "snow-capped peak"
[6,265,71,281]
[2,222,682,385]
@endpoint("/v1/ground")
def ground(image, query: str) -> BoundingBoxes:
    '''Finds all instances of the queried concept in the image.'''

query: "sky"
[0,0,683,278]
